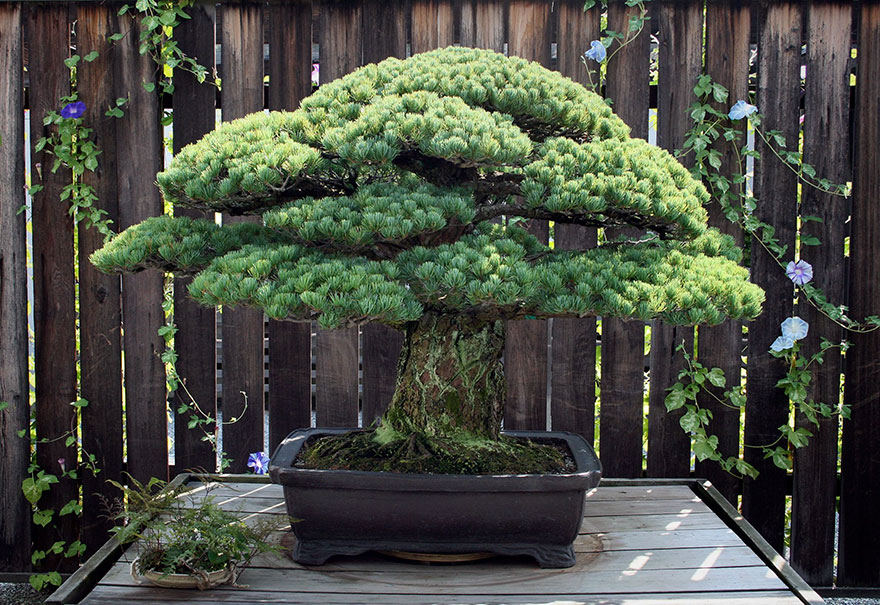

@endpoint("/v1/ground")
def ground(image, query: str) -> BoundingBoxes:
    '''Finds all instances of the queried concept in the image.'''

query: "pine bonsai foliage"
[93,48,763,472]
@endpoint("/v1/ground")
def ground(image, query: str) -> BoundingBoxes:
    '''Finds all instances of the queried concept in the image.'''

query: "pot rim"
[268,428,602,492]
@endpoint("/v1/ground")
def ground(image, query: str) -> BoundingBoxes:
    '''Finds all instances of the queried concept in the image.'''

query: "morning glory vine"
[665,75,878,478]
[581,0,652,96]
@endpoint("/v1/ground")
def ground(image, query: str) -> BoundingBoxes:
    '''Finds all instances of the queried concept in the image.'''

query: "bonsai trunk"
[381,312,506,440]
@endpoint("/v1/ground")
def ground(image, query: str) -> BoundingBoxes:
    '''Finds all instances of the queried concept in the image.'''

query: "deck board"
[74,479,816,604]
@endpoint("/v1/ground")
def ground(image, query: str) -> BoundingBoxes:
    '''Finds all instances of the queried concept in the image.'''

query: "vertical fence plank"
[551,0,599,443]
[362,0,406,64]
[314,0,361,428]
[600,0,650,478]
[839,0,880,588]
[220,1,266,470]
[743,0,803,552]
[503,0,551,431]
[474,0,504,51]
[76,4,126,553]
[172,0,218,473]
[411,0,455,54]
[790,0,851,586]
[696,0,751,505]
[361,0,406,427]
[0,2,30,572]
[114,9,168,485]
[29,4,86,571]
[648,0,702,479]
[267,0,313,451]
[458,0,476,47]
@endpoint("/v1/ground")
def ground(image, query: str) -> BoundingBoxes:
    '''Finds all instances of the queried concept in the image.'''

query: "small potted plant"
[108,472,282,590]
[92,47,764,567]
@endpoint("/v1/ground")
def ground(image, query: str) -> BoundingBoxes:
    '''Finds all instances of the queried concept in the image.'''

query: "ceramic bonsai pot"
[268,427,601,568]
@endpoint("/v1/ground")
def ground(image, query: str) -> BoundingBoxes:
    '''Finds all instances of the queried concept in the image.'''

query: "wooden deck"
[53,477,823,604]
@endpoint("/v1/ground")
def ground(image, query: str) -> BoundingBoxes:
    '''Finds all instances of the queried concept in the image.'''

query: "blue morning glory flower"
[584,40,607,63]
[785,260,813,286]
[247,451,270,475]
[770,335,795,352]
[781,316,809,342]
[60,101,86,119]
[728,100,757,120]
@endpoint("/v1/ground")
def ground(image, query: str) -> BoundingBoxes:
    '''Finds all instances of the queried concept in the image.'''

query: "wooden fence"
[1,0,878,591]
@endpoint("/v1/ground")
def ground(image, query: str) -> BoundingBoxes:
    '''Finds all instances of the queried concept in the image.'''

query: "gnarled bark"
[383,313,505,439]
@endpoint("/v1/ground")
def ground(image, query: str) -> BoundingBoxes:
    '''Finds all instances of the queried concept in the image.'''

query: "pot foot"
[291,539,577,568]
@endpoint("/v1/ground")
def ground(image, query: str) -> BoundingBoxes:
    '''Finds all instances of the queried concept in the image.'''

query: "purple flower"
[770,335,795,352]
[781,316,809,342]
[728,100,757,121]
[58,458,66,472]
[247,451,270,475]
[60,101,86,119]
[785,260,813,286]
[584,40,607,63]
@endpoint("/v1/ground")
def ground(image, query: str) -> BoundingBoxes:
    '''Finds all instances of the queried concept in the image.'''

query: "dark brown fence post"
[267,0,314,451]
[76,3,126,553]
[0,1,31,572]
[171,0,218,473]
[314,0,362,428]
[839,0,880,588]
[29,3,86,572]
[743,0,803,553]
[551,0,600,444]
[503,0,551,431]
[600,0,650,478]
[219,1,266,470]
[361,0,407,428]
[114,8,168,486]
[696,0,751,504]
[648,0,702,479]
[790,0,852,586]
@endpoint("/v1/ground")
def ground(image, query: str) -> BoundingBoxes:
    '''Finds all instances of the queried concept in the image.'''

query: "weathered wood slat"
[67,479,810,604]
[219,2,266,471]
[359,6,407,428]
[361,0,406,64]
[695,0,751,505]
[598,1,651,478]
[76,3,128,552]
[648,0,702,479]
[473,0,504,51]
[458,0,476,47]
[790,0,852,587]
[411,0,455,54]
[33,3,101,571]
[314,0,362,428]
[550,0,599,444]
[171,0,218,473]
[502,0,552,432]
[114,8,168,485]
[0,1,30,572]
[743,0,803,553]
[245,543,766,572]
[82,590,803,604]
[96,558,785,595]
[839,0,880,588]
[267,0,313,451]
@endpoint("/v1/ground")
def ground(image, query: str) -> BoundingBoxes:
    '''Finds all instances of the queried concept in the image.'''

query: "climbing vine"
[667,76,879,478]
[20,0,220,591]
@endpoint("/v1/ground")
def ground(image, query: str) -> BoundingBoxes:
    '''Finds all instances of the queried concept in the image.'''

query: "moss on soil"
[295,429,575,475]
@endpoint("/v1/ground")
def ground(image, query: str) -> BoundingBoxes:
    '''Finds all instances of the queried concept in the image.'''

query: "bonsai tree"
[93,47,764,473]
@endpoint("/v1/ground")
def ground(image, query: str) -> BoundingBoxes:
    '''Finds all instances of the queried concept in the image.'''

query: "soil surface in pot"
[294,429,578,474]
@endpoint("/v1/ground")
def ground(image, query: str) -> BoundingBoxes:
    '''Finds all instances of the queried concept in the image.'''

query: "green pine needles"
[93,47,763,331]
